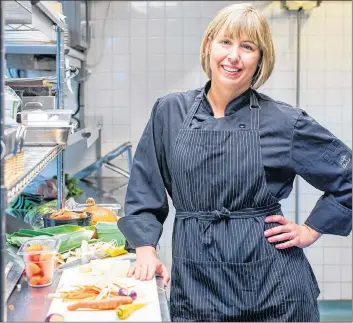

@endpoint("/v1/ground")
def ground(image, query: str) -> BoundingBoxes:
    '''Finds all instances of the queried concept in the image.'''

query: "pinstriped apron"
[169,91,320,322]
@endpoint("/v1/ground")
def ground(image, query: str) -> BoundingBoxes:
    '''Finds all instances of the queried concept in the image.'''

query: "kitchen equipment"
[5,244,25,302]
[43,211,91,228]
[20,109,73,126]
[2,125,26,186]
[22,96,56,110]
[1,127,17,159]
[57,253,108,271]
[23,126,73,146]
[60,0,89,50]
[5,85,21,122]
[76,203,122,217]
[17,238,61,288]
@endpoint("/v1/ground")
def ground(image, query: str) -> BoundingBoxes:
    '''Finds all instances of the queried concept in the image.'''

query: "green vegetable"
[57,230,94,253]
[38,224,83,235]
[6,234,49,247]
[19,229,54,237]
[95,222,126,246]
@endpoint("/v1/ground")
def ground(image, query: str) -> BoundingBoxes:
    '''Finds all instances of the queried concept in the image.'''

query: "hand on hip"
[264,215,322,249]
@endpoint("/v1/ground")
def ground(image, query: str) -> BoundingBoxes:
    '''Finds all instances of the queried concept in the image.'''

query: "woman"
[118,3,352,322]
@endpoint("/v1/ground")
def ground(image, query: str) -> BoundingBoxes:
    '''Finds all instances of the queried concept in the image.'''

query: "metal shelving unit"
[1,1,66,321]
[6,145,65,204]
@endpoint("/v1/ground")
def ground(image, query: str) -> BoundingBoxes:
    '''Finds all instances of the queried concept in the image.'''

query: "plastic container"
[20,109,73,126]
[43,212,92,228]
[17,238,61,288]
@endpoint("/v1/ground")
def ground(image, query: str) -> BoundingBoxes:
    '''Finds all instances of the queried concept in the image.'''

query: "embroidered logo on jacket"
[339,154,351,169]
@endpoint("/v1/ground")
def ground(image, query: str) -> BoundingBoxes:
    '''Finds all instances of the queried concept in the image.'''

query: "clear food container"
[19,109,73,126]
[17,238,61,288]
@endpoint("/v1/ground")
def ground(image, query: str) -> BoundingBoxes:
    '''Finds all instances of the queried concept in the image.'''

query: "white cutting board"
[47,257,162,322]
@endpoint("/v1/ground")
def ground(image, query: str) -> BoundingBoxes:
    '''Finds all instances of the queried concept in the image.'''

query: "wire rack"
[6,145,65,204]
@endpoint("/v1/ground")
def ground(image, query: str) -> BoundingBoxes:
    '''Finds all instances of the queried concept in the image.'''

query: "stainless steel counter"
[7,267,170,322]
[6,177,170,322]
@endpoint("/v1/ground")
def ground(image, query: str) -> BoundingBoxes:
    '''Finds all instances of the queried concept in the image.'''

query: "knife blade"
[57,254,96,271]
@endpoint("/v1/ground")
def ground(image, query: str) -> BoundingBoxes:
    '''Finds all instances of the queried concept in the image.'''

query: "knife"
[57,254,108,271]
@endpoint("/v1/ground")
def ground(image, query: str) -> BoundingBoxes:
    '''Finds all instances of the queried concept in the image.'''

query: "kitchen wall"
[83,0,352,300]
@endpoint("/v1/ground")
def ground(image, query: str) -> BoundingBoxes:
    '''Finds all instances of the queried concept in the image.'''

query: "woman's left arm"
[265,109,352,249]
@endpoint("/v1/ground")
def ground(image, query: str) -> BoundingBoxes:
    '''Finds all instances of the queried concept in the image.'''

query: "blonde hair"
[200,3,275,89]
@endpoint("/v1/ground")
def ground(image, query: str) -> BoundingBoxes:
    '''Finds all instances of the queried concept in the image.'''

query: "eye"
[220,39,231,45]
[242,44,254,51]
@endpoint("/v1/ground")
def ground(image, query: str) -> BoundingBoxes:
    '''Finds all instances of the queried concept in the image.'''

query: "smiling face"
[208,29,261,92]
[200,3,275,90]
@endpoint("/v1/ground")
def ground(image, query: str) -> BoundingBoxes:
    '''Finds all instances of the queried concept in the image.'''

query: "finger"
[264,224,291,237]
[134,265,141,280]
[161,265,170,287]
[147,265,156,280]
[265,215,288,225]
[139,265,148,281]
[267,232,295,243]
[276,237,299,249]
[127,263,136,277]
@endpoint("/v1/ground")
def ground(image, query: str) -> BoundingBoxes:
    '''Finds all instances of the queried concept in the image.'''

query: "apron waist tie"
[175,203,282,245]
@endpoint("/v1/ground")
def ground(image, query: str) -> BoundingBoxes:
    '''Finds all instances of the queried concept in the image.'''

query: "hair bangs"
[221,11,263,48]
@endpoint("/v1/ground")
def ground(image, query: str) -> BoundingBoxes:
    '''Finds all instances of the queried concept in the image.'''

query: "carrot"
[116,303,148,320]
[29,276,42,286]
[26,262,41,277]
[67,296,133,311]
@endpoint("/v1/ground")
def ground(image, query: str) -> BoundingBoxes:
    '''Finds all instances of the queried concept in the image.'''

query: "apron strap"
[176,203,281,245]
[183,89,261,130]
[250,91,261,130]
[182,92,203,129]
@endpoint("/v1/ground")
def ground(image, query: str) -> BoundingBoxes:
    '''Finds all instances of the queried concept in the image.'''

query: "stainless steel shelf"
[4,1,65,45]
[6,145,65,204]
[5,44,86,62]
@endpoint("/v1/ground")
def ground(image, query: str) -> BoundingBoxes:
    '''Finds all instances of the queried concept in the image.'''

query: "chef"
[118,3,352,322]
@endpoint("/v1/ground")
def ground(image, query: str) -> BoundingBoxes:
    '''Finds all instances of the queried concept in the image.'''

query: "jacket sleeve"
[117,98,171,248]
[291,109,352,236]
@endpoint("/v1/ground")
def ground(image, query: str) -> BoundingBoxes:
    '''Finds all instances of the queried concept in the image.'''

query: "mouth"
[221,65,242,76]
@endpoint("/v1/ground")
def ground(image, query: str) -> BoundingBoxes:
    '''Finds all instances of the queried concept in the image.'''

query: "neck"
[207,81,250,118]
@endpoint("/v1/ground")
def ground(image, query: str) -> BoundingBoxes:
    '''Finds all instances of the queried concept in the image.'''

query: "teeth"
[223,66,240,72]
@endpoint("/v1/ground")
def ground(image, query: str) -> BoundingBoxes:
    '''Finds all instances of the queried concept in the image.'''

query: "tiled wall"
[84,0,352,300]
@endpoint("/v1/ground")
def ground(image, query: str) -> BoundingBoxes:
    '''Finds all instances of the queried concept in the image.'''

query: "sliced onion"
[45,313,65,322]
[129,290,137,301]
[118,287,128,296]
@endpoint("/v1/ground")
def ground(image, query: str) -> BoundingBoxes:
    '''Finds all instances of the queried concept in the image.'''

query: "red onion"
[129,290,137,300]
[45,314,65,322]
[118,288,128,296]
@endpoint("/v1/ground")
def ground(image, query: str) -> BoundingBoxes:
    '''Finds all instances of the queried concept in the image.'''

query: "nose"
[228,45,240,62]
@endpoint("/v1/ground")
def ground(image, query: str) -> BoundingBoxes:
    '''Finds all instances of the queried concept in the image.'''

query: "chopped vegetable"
[45,313,65,322]
[118,288,128,297]
[129,290,137,301]
[26,262,41,276]
[29,276,42,286]
[79,265,92,274]
[116,303,147,320]
[105,246,128,257]
[67,296,133,311]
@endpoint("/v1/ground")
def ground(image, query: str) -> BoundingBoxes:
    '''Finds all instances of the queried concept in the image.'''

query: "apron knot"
[199,207,231,245]
[211,207,231,220]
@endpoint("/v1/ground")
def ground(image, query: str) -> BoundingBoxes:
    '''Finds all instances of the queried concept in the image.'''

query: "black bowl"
[43,211,92,228]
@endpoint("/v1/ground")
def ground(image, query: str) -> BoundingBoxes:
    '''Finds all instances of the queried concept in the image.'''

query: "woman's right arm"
[117,98,171,284]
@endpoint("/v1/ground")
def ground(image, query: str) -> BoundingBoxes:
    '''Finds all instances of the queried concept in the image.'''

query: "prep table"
[6,177,170,321]
[7,261,170,322]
